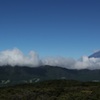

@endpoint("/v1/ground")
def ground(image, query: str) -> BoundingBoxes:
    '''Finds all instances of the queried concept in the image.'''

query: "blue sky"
[0,0,100,58]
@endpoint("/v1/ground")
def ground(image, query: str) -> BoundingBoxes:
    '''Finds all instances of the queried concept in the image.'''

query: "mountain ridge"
[89,50,100,58]
[0,65,100,86]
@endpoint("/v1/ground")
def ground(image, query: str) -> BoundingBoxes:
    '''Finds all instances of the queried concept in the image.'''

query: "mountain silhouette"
[89,51,100,58]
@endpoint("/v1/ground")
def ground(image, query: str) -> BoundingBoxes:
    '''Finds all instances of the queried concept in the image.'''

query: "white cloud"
[74,56,100,69]
[0,48,41,67]
[42,57,75,69]
[0,48,100,70]
[42,56,100,70]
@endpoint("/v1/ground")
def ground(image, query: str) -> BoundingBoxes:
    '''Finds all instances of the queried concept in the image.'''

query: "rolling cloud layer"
[0,48,100,70]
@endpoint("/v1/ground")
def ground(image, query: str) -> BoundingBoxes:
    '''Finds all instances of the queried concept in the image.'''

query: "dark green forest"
[1,65,100,87]
[0,80,100,100]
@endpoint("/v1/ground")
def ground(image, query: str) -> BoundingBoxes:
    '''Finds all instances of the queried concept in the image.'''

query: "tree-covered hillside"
[0,80,100,100]
[1,65,100,87]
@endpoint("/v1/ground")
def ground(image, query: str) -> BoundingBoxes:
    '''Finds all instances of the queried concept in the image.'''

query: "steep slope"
[89,51,100,58]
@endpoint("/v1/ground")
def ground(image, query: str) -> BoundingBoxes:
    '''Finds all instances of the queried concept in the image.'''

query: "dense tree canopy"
[0,80,100,100]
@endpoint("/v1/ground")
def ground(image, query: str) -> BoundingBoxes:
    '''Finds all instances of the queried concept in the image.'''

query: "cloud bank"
[42,56,100,70]
[0,48,100,70]
[0,48,41,67]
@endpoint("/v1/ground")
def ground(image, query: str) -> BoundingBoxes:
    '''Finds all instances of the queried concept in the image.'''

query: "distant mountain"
[89,51,100,58]
[0,65,100,86]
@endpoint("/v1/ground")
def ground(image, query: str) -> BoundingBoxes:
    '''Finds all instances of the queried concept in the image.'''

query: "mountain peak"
[89,50,100,58]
